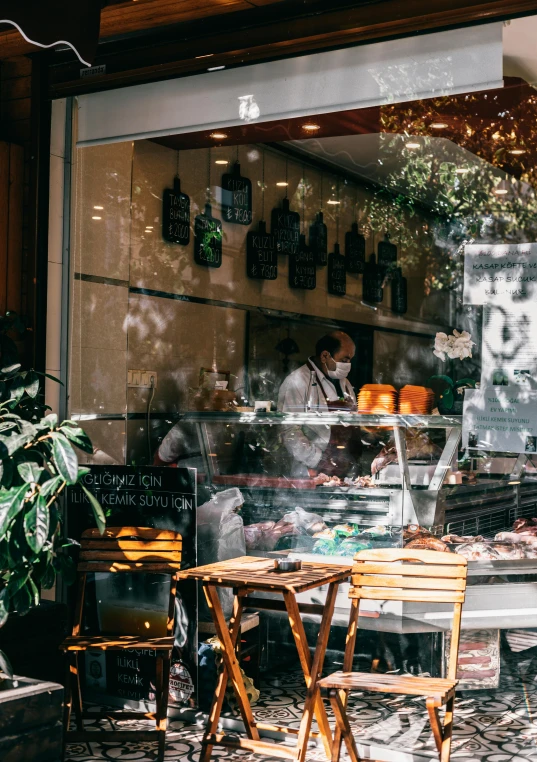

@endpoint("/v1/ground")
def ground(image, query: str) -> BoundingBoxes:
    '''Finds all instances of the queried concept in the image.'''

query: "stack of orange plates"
[398,385,434,414]
[357,384,398,414]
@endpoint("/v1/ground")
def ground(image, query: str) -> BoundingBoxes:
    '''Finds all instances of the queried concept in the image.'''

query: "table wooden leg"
[200,590,245,762]
[204,585,260,745]
[284,582,338,762]
[332,596,360,762]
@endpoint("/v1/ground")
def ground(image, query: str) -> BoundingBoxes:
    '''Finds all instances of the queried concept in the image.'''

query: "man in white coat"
[277,331,359,477]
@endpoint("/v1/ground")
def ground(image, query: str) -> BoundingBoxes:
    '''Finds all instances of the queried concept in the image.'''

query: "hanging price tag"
[271,198,300,255]
[221,162,252,225]
[328,244,346,296]
[378,236,397,273]
[247,220,277,280]
[309,211,327,266]
[289,234,316,290]
[162,177,190,245]
[345,222,366,274]
[194,203,222,268]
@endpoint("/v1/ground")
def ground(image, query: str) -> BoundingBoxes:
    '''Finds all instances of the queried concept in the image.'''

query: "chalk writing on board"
[328,244,346,296]
[194,203,222,268]
[309,211,327,266]
[221,162,252,226]
[289,234,316,290]
[345,222,365,274]
[271,198,300,255]
[247,220,277,280]
[162,177,190,245]
[378,236,397,273]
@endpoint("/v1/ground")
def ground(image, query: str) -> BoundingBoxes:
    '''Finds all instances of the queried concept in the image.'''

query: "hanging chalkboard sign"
[271,198,300,255]
[345,222,366,274]
[289,234,316,290]
[378,235,397,273]
[309,211,327,266]
[194,203,222,268]
[391,267,408,314]
[221,162,252,226]
[328,243,346,296]
[246,220,277,280]
[162,177,190,245]
[363,253,384,303]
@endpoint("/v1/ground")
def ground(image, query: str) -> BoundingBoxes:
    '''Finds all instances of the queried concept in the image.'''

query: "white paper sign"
[481,306,537,388]
[463,386,537,453]
[463,243,537,305]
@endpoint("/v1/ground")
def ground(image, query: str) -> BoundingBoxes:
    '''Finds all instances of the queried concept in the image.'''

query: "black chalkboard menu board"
[289,234,316,290]
[68,466,197,708]
[345,222,366,274]
[271,198,300,255]
[194,203,223,268]
[221,162,252,226]
[246,220,277,280]
[378,235,397,273]
[162,177,190,245]
[309,211,327,266]
[363,253,384,303]
[391,267,408,314]
[328,243,346,296]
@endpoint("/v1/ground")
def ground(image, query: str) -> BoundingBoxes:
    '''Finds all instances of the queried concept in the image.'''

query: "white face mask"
[325,355,351,380]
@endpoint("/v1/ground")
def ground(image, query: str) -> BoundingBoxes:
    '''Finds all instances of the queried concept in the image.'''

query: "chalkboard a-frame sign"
[289,234,316,290]
[194,203,223,268]
[328,243,346,296]
[271,198,300,255]
[162,177,190,245]
[247,220,277,280]
[221,162,252,226]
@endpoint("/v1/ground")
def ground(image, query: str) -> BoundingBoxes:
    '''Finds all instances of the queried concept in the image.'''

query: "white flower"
[433,329,474,362]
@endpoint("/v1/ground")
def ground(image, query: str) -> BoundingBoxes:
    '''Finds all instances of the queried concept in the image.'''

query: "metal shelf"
[180,411,462,428]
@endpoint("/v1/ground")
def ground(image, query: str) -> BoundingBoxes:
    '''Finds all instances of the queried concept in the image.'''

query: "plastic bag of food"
[197,488,246,619]
[338,538,373,556]
[282,506,326,535]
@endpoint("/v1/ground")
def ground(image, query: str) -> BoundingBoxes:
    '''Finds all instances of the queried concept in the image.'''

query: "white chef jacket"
[277,358,356,476]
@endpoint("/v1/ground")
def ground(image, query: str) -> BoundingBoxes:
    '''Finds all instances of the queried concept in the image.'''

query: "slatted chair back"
[72,527,182,638]
[350,548,468,680]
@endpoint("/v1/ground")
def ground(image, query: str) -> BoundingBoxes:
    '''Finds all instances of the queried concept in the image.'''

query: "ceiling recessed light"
[455,168,470,174]
[215,159,229,165]
[509,148,526,155]
[91,216,101,220]
[327,199,340,205]
[302,123,320,132]
[430,122,448,129]
[195,54,214,59]
[93,205,104,210]
[210,131,227,140]
[276,182,288,187]
[208,66,225,72]
[405,142,421,149]
[493,188,508,195]
[145,226,153,230]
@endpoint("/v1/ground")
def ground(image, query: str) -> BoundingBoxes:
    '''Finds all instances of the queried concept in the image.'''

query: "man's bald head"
[315,331,355,365]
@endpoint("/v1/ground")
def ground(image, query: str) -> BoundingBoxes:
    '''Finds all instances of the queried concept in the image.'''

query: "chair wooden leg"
[333,597,360,762]
[71,653,84,732]
[441,695,455,762]
[426,699,443,755]
[62,652,73,760]
[328,691,361,762]
[155,653,171,762]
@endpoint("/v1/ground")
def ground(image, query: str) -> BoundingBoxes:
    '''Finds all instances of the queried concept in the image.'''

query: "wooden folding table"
[179,556,352,762]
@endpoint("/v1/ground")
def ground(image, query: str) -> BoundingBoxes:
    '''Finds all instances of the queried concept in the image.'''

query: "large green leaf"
[37,413,58,431]
[82,485,106,535]
[40,563,56,590]
[0,648,13,678]
[53,553,76,585]
[59,424,93,454]
[440,386,454,410]
[7,569,29,596]
[427,374,454,388]
[24,495,49,553]
[40,475,62,498]
[0,589,8,628]
[12,582,32,616]
[24,370,40,399]
[51,433,78,484]
[17,462,44,484]
[0,484,29,539]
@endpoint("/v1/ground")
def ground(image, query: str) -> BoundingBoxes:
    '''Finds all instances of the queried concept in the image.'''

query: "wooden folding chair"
[60,526,182,762]
[318,548,468,762]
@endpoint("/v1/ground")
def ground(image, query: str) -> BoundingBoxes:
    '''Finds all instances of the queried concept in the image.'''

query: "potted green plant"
[0,312,104,762]
[428,329,477,414]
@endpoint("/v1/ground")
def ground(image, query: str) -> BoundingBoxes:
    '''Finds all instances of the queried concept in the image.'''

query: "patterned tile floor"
[66,646,537,762]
